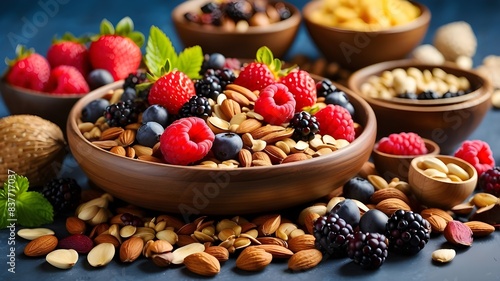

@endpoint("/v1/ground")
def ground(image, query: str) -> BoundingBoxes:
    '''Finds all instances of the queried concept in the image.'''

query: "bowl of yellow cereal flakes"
[303,0,430,70]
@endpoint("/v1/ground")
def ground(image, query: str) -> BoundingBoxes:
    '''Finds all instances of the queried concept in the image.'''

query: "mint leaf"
[16,192,53,227]
[177,46,203,80]
[115,16,133,36]
[145,26,177,79]
[0,189,8,228]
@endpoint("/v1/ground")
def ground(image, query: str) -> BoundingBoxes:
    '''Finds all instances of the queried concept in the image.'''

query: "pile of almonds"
[18,161,499,274]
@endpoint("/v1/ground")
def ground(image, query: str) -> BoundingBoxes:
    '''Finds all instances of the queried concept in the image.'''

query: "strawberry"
[233,46,281,91]
[5,45,50,91]
[148,70,196,115]
[142,26,204,116]
[45,65,90,94]
[280,69,317,112]
[88,17,144,80]
[47,33,91,77]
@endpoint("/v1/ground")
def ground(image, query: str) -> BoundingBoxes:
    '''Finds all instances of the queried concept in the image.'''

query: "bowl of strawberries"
[0,17,144,131]
[66,27,377,216]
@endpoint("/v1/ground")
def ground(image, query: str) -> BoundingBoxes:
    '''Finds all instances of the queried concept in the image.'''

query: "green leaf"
[256,46,274,65]
[16,192,53,227]
[100,19,115,35]
[128,31,145,48]
[115,16,133,36]
[176,45,204,80]
[145,26,177,79]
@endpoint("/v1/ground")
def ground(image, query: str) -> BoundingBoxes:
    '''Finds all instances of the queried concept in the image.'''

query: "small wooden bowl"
[66,81,377,215]
[372,138,440,182]
[0,77,85,132]
[172,0,301,59]
[302,1,430,70]
[408,155,477,209]
[348,59,493,154]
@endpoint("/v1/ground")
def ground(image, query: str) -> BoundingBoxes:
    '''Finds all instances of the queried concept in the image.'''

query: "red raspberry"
[254,83,296,125]
[233,62,276,91]
[45,65,90,94]
[160,117,215,165]
[314,104,355,142]
[5,46,50,91]
[376,132,428,156]
[478,166,500,197]
[454,140,495,176]
[148,70,196,115]
[280,69,317,112]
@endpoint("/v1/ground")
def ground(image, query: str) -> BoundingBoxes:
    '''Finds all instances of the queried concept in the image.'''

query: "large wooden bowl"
[348,60,493,154]
[172,0,301,59]
[303,1,430,70]
[0,77,85,132]
[67,81,377,215]
[409,155,477,209]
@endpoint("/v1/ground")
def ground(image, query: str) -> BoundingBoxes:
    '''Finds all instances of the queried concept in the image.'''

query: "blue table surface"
[1,1,500,280]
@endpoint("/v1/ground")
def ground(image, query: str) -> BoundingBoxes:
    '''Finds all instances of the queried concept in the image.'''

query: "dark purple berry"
[212,132,243,161]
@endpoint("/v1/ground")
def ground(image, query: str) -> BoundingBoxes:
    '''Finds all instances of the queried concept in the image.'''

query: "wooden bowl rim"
[67,80,377,172]
[303,0,430,35]
[373,138,440,160]
[171,0,301,35]
[409,154,478,185]
[348,59,493,112]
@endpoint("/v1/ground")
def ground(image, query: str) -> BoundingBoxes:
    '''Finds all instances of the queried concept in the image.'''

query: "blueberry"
[212,132,243,161]
[330,199,360,228]
[87,69,114,90]
[359,209,388,234]
[205,53,226,70]
[142,105,169,128]
[342,176,375,204]
[120,87,137,102]
[324,91,355,116]
[81,98,109,123]
[136,122,164,147]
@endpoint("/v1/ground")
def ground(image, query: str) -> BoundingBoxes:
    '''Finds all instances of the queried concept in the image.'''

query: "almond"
[235,247,272,271]
[66,217,86,235]
[17,228,55,240]
[426,215,447,233]
[236,118,262,134]
[238,148,253,167]
[171,242,205,264]
[205,246,229,262]
[225,83,258,102]
[288,234,316,253]
[119,129,136,146]
[282,152,310,164]
[370,188,410,205]
[255,237,287,247]
[420,208,454,222]
[92,140,118,150]
[120,237,144,262]
[264,145,287,164]
[221,98,241,119]
[376,198,411,216]
[288,249,323,271]
[94,233,120,248]
[464,221,496,237]
[260,127,294,143]
[87,243,115,267]
[184,252,221,276]
[46,249,79,269]
[24,235,58,257]
[253,244,293,259]
[110,145,126,156]
[260,214,281,236]
[250,125,285,140]
[224,89,251,107]
[100,127,124,141]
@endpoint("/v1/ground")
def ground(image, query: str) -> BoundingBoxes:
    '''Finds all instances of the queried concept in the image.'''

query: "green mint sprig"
[0,174,53,228]
[95,16,145,47]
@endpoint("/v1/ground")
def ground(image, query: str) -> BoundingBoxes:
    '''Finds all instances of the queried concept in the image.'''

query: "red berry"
[454,140,495,176]
[45,65,90,94]
[233,62,276,91]
[254,83,296,125]
[280,69,317,112]
[5,48,50,92]
[89,35,142,80]
[148,70,196,115]
[314,104,355,142]
[160,117,215,165]
[47,41,91,77]
[478,166,500,197]
[376,132,428,156]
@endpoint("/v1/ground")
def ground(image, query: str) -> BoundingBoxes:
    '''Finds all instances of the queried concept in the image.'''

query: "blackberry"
[313,213,354,258]
[288,111,319,141]
[120,213,144,227]
[316,79,338,98]
[179,96,212,119]
[201,1,219,13]
[347,232,388,269]
[478,166,500,197]
[195,68,235,100]
[417,90,440,100]
[40,178,81,215]
[386,210,431,255]
[104,100,147,127]
[123,71,147,90]
[224,0,252,22]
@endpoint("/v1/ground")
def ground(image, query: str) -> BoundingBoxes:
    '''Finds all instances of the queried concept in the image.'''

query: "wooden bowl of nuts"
[172,0,301,59]
[302,0,430,70]
[348,59,493,154]
[66,80,377,215]
[408,155,477,209]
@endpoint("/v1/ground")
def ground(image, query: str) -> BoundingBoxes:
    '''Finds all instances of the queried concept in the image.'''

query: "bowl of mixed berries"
[0,17,143,131]
[66,27,377,215]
